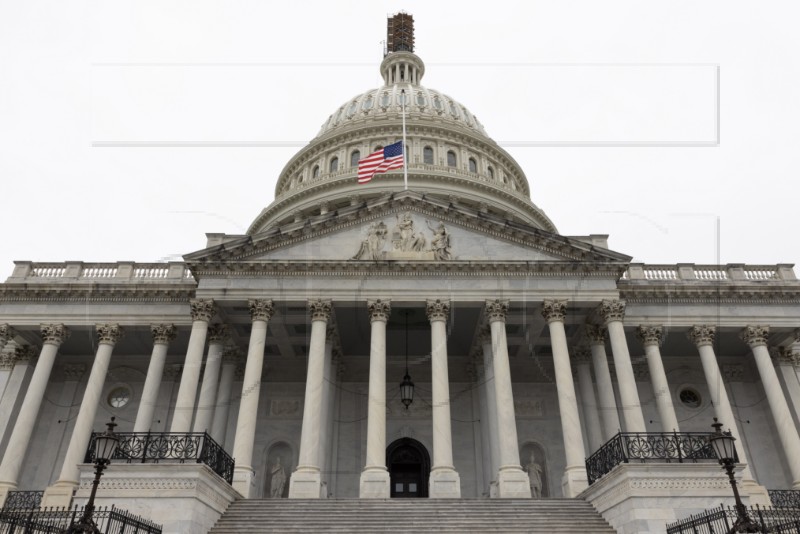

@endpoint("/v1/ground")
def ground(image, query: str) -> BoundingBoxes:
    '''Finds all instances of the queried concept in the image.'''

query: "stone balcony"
[6,261,195,285]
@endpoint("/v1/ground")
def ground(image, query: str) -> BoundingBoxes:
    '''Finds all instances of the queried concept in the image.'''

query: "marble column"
[426,299,461,498]
[776,345,800,427]
[232,299,274,498]
[0,325,68,507]
[542,300,587,497]
[0,325,16,399]
[171,299,215,433]
[573,348,604,453]
[480,326,501,495]
[688,325,754,479]
[485,299,530,498]
[211,348,240,445]
[290,299,332,498]
[741,326,800,489]
[133,324,176,432]
[0,325,13,352]
[317,333,335,496]
[636,325,679,432]
[44,324,123,508]
[599,300,646,433]
[0,346,36,455]
[360,299,391,498]
[193,324,228,433]
[586,325,621,441]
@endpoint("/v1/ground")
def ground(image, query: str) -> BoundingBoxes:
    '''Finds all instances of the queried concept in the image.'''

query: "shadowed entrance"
[387,438,430,498]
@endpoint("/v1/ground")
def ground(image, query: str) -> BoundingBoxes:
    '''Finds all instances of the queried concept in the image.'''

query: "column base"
[496,466,532,498]
[0,483,16,508]
[42,481,77,508]
[560,465,589,498]
[741,476,772,506]
[231,466,255,499]
[288,467,323,499]
[359,467,390,498]
[488,481,498,498]
[429,466,461,498]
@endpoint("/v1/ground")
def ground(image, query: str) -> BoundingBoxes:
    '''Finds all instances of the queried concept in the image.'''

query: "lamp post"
[66,417,120,534]
[708,418,760,533]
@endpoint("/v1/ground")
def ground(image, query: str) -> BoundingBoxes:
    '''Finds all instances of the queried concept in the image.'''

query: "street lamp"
[66,417,119,534]
[708,418,760,533]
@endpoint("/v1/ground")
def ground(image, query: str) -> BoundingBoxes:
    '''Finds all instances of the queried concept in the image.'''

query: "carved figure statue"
[270,457,286,498]
[392,212,426,252]
[524,452,543,499]
[426,220,452,261]
[351,221,388,260]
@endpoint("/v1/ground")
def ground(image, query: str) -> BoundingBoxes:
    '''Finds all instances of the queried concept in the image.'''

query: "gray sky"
[1,1,798,279]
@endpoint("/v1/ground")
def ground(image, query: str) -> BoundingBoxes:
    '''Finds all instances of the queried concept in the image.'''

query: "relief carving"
[270,399,301,416]
[351,222,388,260]
[514,398,544,417]
[393,212,427,252]
[350,213,454,261]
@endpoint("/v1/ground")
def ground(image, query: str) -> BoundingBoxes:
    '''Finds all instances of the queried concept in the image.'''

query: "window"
[468,158,477,173]
[346,101,357,118]
[423,146,434,164]
[329,157,338,173]
[416,92,426,106]
[447,150,457,167]
[679,388,702,408]
[380,92,391,107]
[362,95,374,111]
[312,165,320,179]
[487,166,494,180]
[108,386,131,408]
[350,150,360,168]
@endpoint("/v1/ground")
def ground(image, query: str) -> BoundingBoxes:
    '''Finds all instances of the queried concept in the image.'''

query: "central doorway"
[387,437,430,498]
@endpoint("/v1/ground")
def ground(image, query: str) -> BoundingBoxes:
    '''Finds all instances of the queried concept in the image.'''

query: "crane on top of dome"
[386,12,414,56]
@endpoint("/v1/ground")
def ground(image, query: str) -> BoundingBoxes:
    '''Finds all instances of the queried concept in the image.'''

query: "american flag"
[357,141,404,184]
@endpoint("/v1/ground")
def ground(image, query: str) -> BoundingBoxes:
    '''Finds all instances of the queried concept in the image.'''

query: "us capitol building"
[0,14,798,534]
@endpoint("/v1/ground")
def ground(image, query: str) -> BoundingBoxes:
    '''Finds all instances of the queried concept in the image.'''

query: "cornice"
[619,286,800,304]
[0,285,196,303]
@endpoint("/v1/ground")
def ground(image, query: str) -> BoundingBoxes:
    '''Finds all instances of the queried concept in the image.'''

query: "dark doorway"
[387,437,430,498]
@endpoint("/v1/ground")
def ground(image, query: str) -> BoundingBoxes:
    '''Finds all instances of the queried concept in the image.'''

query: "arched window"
[423,146,434,164]
[350,150,360,168]
[487,166,494,180]
[447,150,457,167]
[468,158,477,173]
[329,157,339,173]
[312,165,320,179]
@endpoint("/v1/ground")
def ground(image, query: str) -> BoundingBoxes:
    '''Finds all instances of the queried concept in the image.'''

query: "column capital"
[163,363,183,381]
[0,353,15,370]
[309,298,333,322]
[208,324,229,343]
[542,299,567,323]
[150,324,177,345]
[0,324,16,344]
[14,345,36,363]
[40,323,70,346]
[427,299,451,322]
[585,324,608,346]
[484,299,508,323]
[636,325,664,347]
[740,325,770,347]
[248,299,275,322]
[190,298,216,322]
[63,364,86,382]
[688,325,716,347]
[572,347,592,365]
[222,347,242,364]
[775,346,800,367]
[96,323,124,345]
[599,299,626,324]
[367,299,391,323]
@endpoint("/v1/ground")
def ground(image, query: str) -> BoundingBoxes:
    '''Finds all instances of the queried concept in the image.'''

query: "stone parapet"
[7,261,194,284]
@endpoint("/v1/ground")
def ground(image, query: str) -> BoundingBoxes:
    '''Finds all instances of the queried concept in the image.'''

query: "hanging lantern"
[400,372,415,409]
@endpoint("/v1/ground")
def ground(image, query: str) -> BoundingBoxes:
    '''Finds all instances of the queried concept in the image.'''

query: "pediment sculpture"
[351,212,452,261]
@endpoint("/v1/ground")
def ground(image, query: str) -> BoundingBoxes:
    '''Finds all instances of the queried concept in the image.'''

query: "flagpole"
[401,89,408,191]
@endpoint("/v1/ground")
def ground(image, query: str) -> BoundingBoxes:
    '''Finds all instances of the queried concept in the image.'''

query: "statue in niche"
[426,220,452,261]
[524,451,543,499]
[392,212,426,252]
[269,457,287,498]
[351,221,388,260]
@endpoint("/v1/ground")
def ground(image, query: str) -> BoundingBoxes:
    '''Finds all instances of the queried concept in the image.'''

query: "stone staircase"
[208,498,617,533]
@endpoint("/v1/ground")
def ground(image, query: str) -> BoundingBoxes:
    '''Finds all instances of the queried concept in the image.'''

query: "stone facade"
[0,17,799,534]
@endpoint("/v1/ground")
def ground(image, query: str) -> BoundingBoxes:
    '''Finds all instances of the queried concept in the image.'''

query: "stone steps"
[208,499,616,533]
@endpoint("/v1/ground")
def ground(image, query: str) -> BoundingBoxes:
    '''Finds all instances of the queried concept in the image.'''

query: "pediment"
[185,193,630,268]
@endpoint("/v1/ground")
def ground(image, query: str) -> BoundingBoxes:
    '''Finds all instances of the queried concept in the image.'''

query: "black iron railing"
[771,490,800,510]
[0,505,161,533]
[1,490,43,510]
[586,432,731,485]
[666,504,800,533]
[84,431,234,484]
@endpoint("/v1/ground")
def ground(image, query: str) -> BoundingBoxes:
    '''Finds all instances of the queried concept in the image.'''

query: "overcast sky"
[1,1,798,279]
